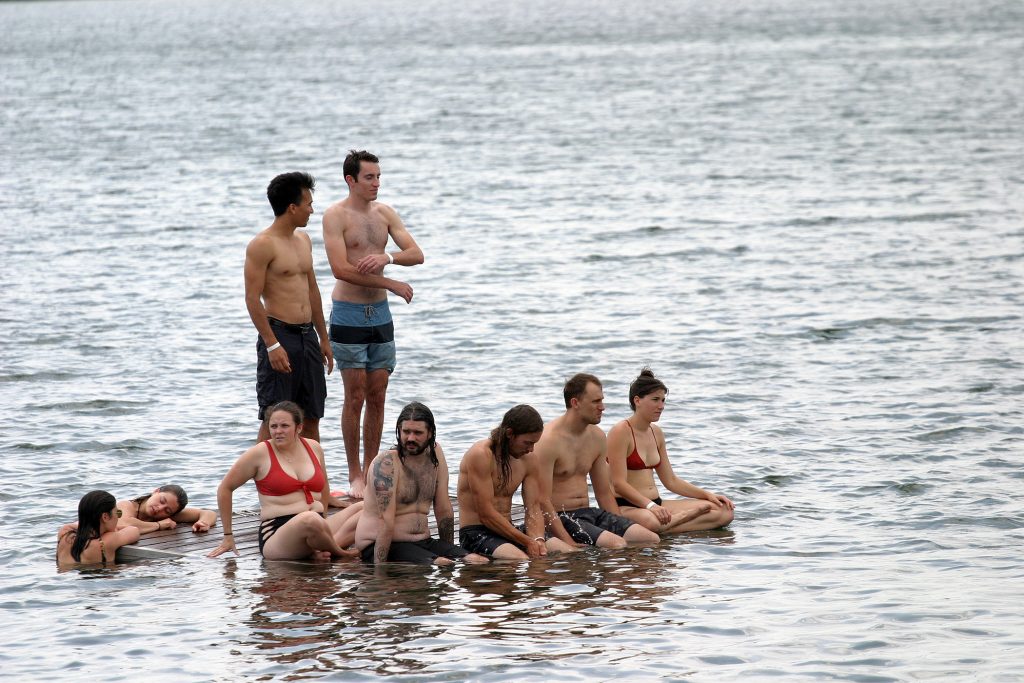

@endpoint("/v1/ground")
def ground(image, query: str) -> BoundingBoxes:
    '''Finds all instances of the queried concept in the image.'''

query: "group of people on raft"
[58,369,735,567]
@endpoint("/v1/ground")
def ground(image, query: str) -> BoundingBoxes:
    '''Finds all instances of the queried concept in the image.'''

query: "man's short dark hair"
[267,172,315,217]
[343,150,379,182]
[563,373,602,408]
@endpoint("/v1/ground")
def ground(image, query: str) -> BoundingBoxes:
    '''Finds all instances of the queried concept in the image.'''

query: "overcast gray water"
[1,0,1023,680]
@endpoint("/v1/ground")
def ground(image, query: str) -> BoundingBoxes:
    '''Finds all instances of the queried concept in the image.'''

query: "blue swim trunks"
[329,299,397,373]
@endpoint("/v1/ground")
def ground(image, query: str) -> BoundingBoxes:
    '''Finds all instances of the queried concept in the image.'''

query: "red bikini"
[625,421,663,470]
[255,438,326,504]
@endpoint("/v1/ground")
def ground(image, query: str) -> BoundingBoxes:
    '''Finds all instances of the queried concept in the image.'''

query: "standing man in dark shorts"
[322,150,423,498]
[354,402,488,565]
[245,172,333,444]
[535,373,661,548]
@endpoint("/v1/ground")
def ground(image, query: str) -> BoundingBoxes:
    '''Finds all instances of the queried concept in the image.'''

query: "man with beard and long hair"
[457,405,576,560]
[354,402,488,565]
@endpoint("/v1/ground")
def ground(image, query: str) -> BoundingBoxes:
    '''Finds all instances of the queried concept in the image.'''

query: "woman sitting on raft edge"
[118,484,218,534]
[208,400,361,561]
[57,490,141,566]
[607,368,734,534]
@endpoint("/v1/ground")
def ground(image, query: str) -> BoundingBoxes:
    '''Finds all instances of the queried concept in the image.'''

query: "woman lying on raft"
[118,484,218,534]
[57,490,140,566]
[208,401,360,560]
[607,369,734,534]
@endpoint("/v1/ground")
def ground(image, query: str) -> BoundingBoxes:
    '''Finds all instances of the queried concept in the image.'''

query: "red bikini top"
[254,438,325,504]
[625,422,662,470]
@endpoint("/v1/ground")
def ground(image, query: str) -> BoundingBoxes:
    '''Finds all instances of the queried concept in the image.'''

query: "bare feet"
[677,503,713,525]
[348,477,365,499]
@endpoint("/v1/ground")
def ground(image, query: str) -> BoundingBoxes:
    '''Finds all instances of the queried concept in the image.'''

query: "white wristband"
[386,252,394,264]
[645,501,657,510]
[266,342,281,353]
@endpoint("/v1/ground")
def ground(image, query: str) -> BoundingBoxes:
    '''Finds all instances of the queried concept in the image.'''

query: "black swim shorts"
[360,537,470,564]
[557,507,635,545]
[256,318,327,421]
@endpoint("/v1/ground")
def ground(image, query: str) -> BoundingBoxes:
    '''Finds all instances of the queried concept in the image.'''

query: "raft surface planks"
[116,496,526,561]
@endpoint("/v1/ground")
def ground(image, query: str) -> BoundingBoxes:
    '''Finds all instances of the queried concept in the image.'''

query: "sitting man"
[535,373,661,548]
[355,402,488,565]
[457,404,575,560]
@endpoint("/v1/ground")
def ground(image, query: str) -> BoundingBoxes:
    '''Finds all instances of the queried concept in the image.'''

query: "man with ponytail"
[457,405,575,560]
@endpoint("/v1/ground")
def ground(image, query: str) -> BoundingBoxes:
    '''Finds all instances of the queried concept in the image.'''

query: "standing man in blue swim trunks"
[322,150,423,498]
[535,373,661,548]
[245,171,333,444]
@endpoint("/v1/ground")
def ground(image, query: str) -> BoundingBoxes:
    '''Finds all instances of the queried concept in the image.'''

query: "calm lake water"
[1,0,1022,680]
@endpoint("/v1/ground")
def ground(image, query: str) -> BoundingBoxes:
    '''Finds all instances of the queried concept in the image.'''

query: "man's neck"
[268,216,299,235]
[344,192,372,212]
[560,410,590,436]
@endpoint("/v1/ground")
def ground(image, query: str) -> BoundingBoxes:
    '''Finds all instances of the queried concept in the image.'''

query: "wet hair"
[629,367,669,411]
[69,490,117,562]
[266,171,315,217]
[489,405,544,491]
[264,400,304,427]
[563,373,602,408]
[132,484,189,519]
[343,149,379,182]
[394,401,438,466]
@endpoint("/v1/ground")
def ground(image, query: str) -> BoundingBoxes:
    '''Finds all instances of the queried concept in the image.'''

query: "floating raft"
[116,497,526,561]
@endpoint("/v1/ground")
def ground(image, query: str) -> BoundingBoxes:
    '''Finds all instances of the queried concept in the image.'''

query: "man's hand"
[388,281,414,304]
[320,339,334,375]
[355,253,389,274]
[269,345,291,372]
[526,538,548,558]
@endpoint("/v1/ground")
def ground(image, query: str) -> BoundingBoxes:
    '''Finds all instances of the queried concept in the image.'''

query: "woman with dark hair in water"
[208,400,360,560]
[607,368,735,534]
[118,484,218,534]
[57,490,140,566]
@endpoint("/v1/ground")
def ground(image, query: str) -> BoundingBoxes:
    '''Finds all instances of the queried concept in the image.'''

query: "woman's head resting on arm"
[133,484,188,520]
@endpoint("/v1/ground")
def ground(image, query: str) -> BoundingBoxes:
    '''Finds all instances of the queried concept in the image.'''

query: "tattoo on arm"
[373,455,394,514]
[437,516,454,545]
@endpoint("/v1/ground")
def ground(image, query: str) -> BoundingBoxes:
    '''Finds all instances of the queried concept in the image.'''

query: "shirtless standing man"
[245,171,333,444]
[457,405,575,560]
[535,373,661,548]
[354,402,488,565]
[322,150,424,498]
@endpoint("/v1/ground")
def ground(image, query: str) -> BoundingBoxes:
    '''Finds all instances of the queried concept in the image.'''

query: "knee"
[717,508,734,528]
[598,532,627,549]
[433,557,455,566]
[344,386,366,405]
[365,385,387,407]
[627,525,661,543]
[298,511,329,533]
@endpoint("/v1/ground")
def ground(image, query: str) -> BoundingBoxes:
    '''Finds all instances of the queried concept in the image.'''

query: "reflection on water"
[233,534,739,677]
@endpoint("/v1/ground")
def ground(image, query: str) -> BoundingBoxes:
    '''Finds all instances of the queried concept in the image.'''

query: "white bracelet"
[645,501,657,510]
[386,252,394,264]
[533,536,545,542]
[266,342,281,353]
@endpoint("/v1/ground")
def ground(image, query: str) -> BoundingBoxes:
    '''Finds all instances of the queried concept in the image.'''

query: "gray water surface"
[1,0,1022,680]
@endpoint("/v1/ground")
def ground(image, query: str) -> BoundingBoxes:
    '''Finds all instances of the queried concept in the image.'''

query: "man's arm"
[519,455,549,558]
[244,236,291,372]
[371,452,398,564]
[433,445,455,544]
[589,430,621,513]
[303,234,333,375]
[532,440,580,546]
[322,207,415,303]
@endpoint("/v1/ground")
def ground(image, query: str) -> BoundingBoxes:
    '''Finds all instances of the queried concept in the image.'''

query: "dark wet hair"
[343,149,379,182]
[629,367,669,411]
[132,484,189,518]
[264,400,304,427]
[563,373,602,408]
[394,401,438,466]
[267,171,315,217]
[489,405,544,491]
[70,490,117,562]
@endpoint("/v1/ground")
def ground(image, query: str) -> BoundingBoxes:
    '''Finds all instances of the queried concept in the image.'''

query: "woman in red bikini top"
[208,401,361,561]
[57,490,140,567]
[606,368,736,535]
